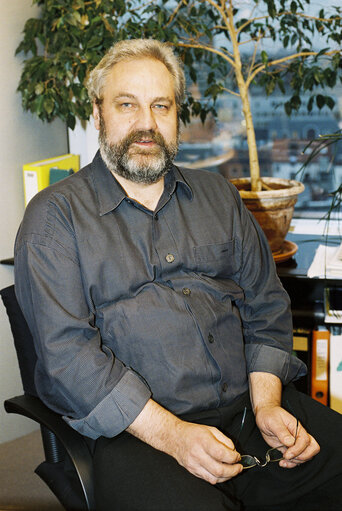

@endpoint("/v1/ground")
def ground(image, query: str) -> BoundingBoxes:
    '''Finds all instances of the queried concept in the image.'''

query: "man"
[14,39,342,510]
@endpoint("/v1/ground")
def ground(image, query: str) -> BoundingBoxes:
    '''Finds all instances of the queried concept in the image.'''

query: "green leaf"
[189,67,197,83]
[44,97,54,115]
[261,51,268,64]
[284,101,292,116]
[33,95,45,115]
[87,36,102,48]
[66,114,76,130]
[200,109,207,124]
[278,79,285,94]
[316,94,325,109]
[157,10,164,26]
[35,83,44,95]
[332,53,341,69]
[325,96,335,109]
[266,78,276,95]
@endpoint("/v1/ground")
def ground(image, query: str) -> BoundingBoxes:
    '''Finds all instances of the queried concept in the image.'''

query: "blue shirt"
[14,152,305,439]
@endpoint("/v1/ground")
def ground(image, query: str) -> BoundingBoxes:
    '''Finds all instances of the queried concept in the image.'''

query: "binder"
[311,328,329,406]
[22,153,80,206]
[329,326,342,413]
[292,329,311,395]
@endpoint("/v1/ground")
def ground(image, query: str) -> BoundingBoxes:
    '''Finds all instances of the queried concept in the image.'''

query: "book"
[311,328,330,406]
[292,329,311,395]
[22,153,80,206]
[329,326,342,413]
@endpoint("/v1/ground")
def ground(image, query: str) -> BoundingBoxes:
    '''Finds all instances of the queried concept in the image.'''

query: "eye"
[153,104,169,111]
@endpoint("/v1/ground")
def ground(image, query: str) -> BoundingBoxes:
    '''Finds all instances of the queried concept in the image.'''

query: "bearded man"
[14,39,342,511]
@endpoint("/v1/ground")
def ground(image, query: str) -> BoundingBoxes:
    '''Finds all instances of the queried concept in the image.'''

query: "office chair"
[1,285,96,511]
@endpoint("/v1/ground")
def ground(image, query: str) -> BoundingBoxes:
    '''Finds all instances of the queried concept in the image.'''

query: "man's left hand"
[255,405,320,468]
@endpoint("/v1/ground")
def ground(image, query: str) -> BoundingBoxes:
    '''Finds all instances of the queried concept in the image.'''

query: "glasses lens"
[266,447,284,462]
[240,455,257,468]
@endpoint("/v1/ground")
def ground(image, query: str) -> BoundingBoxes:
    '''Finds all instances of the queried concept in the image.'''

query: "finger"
[210,427,236,450]
[285,433,320,462]
[284,423,310,458]
[279,458,303,469]
[185,443,243,485]
[274,419,298,448]
[206,429,241,464]
[196,456,243,485]
[282,437,320,469]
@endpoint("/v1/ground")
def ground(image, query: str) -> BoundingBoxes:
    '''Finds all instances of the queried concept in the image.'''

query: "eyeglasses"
[238,408,299,470]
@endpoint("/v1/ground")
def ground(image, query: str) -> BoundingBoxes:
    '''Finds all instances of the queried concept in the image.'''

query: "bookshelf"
[277,233,342,411]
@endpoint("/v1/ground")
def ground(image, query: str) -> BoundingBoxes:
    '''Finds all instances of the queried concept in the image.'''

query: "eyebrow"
[113,93,174,105]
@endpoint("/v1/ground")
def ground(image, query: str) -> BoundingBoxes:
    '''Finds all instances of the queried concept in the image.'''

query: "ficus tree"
[16,0,342,191]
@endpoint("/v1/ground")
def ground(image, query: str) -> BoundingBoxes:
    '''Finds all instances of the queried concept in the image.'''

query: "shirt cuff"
[63,369,152,439]
[245,344,307,384]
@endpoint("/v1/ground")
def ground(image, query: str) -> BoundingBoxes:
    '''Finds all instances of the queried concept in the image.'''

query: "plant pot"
[230,177,305,254]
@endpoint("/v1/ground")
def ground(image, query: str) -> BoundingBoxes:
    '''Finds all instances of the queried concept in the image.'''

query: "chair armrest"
[4,395,95,510]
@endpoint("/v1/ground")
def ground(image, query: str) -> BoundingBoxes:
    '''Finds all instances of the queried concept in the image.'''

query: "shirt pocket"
[193,240,240,276]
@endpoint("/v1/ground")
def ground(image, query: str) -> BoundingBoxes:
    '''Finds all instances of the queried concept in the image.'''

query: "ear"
[93,101,101,131]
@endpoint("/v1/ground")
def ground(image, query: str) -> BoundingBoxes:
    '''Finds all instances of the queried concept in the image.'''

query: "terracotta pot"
[230,177,305,254]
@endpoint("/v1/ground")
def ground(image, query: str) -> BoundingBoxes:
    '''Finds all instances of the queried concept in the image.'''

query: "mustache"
[122,130,167,149]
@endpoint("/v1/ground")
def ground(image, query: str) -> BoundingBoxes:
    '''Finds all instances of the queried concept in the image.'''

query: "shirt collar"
[91,151,193,216]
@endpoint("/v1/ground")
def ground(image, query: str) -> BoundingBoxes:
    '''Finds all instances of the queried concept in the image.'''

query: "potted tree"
[16,0,342,254]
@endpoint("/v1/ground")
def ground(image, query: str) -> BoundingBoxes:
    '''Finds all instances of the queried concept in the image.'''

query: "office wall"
[0,1,68,443]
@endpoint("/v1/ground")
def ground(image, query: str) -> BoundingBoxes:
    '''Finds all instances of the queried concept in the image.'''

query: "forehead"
[103,57,176,100]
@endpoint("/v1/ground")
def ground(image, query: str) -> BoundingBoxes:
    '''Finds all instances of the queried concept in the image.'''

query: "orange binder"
[311,328,330,406]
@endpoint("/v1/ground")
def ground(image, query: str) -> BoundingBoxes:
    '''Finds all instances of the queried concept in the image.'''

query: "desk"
[277,233,342,328]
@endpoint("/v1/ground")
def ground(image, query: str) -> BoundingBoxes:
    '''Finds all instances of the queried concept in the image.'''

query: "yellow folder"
[22,153,80,206]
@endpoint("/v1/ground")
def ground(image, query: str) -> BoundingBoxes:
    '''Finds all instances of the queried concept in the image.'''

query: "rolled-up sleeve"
[14,197,151,440]
[228,183,306,384]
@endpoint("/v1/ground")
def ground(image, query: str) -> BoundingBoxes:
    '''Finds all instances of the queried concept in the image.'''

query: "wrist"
[127,399,183,457]
[249,372,282,415]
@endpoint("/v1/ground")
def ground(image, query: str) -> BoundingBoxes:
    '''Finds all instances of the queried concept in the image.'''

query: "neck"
[112,172,165,211]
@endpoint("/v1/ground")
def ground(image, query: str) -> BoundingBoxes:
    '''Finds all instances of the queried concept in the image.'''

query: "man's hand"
[173,420,243,484]
[127,399,242,485]
[255,404,320,468]
[249,372,320,468]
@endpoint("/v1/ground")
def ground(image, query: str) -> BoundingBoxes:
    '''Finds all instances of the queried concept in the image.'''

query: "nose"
[135,105,157,131]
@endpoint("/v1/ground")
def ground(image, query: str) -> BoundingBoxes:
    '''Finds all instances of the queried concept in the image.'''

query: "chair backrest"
[0,285,38,397]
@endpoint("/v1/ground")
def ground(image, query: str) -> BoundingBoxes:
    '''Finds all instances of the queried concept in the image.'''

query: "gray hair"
[87,39,186,112]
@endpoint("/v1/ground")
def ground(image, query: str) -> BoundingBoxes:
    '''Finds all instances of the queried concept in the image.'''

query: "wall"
[0,1,68,444]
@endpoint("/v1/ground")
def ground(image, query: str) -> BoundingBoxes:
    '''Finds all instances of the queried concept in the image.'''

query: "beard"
[98,115,179,185]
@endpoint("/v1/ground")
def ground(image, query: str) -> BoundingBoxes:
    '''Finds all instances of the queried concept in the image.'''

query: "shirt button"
[165,253,175,263]
[182,287,191,296]
[222,383,228,393]
[208,333,214,344]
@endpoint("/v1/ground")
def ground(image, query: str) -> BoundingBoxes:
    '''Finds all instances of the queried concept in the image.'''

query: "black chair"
[1,285,96,511]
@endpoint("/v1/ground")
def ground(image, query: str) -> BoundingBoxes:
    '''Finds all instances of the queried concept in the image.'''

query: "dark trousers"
[93,387,342,511]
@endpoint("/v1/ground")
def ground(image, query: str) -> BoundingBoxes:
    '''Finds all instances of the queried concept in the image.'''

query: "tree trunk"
[227,1,261,191]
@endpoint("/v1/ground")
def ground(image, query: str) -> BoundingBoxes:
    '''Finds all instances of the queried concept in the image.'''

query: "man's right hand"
[172,420,243,484]
[127,399,242,485]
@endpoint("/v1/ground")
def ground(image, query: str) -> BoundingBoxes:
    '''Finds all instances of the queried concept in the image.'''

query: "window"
[175,19,341,221]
